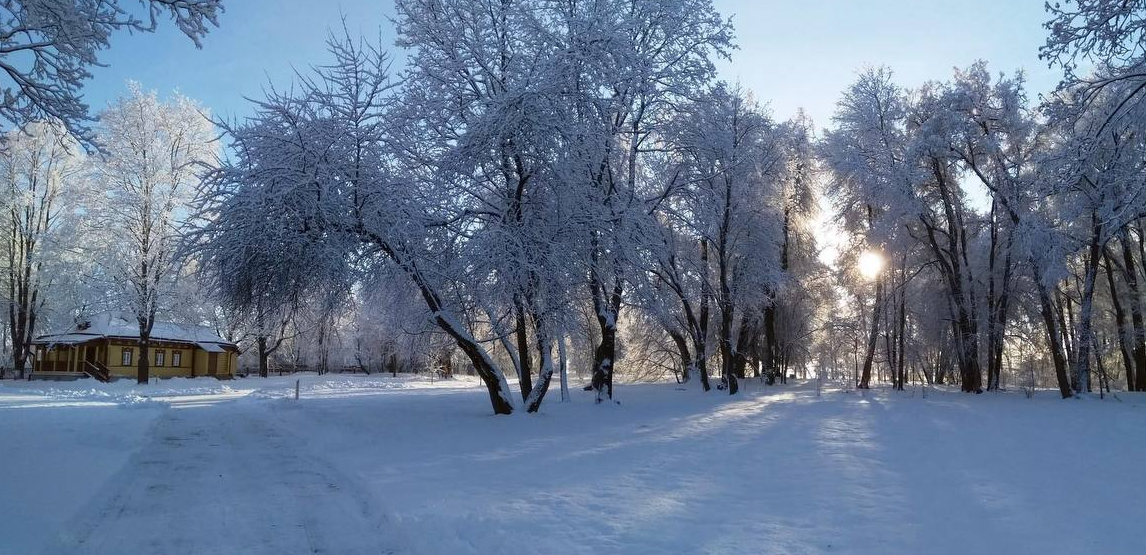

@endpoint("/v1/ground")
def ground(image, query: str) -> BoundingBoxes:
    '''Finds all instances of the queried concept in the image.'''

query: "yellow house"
[31,312,239,381]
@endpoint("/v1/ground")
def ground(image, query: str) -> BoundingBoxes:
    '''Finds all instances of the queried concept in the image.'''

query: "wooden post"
[295,379,300,400]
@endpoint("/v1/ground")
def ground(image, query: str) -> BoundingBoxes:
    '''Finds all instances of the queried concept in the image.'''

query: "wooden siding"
[35,338,236,380]
[193,349,208,377]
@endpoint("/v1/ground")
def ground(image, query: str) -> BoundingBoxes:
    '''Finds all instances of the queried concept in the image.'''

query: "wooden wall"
[35,339,236,380]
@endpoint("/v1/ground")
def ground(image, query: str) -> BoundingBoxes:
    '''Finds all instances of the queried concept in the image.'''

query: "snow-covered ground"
[1,375,1144,554]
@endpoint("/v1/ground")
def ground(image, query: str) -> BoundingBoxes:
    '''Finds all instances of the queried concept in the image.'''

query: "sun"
[858,250,885,281]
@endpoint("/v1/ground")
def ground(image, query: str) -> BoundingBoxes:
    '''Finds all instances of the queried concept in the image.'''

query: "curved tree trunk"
[524,317,555,413]
[669,329,692,383]
[384,242,516,414]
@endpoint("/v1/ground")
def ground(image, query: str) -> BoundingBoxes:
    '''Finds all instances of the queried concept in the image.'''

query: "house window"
[122,348,133,366]
[155,350,165,367]
[172,351,182,367]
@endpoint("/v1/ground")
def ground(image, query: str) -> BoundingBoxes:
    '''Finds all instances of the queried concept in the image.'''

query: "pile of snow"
[1,376,238,405]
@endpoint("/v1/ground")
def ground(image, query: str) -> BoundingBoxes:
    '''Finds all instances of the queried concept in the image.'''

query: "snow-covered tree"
[1042,0,1146,393]
[1,121,85,378]
[632,87,824,394]
[92,84,216,383]
[656,84,788,394]
[0,0,222,146]
[822,64,1047,394]
[545,0,734,402]
[195,0,738,414]
[1042,0,1146,135]
[821,67,915,390]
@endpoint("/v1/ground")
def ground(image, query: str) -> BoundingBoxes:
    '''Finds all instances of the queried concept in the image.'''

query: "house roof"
[33,311,237,350]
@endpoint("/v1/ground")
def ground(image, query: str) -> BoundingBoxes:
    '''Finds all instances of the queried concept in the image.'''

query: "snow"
[34,311,235,348]
[1,376,1144,554]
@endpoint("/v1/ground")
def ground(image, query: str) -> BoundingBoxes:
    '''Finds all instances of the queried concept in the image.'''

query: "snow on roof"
[196,342,226,353]
[34,333,99,346]
[34,311,235,348]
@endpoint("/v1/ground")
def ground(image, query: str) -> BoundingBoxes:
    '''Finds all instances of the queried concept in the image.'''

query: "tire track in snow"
[41,400,396,555]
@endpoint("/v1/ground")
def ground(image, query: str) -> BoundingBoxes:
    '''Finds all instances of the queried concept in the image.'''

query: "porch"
[32,341,112,382]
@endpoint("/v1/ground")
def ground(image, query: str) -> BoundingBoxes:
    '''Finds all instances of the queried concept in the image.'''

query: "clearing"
[1,375,1143,554]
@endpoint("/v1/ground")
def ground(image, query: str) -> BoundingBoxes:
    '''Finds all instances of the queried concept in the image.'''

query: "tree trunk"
[669,329,692,383]
[732,320,754,382]
[895,277,907,391]
[1093,334,1110,396]
[859,277,883,389]
[718,303,738,395]
[955,308,983,393]
[590,318,617,402]
[451,333,515,415]
[696,240,712,392]
[137,336,151,384]
[7,266,37,380]
[1074,213,1103,394]
[762,299,780,379]
[923,163,981,393]
[1118,228,1145,391]
[694,349,711,392]
[524,319,554,413]
[514,297,533,401]
[764,204,790,381]
[985,201,1014,392]
[258,335,270,378]
[440,349,453,378]
[558,329,570,402]
[1102,250,1135,390]
[934,346,946,385]
[589,271,622,403]
[1037,280,1073,398]
[384,242,516,414]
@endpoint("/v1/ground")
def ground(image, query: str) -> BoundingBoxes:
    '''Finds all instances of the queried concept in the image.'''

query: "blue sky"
[85,0,1060,130]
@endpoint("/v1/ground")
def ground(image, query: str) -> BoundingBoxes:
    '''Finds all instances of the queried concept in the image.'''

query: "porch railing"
[82,361,111,383]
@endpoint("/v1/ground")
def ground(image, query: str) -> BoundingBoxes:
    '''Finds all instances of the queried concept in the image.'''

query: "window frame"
[122,348,133,366]
[155,349,165,367]
[172,351,182,367]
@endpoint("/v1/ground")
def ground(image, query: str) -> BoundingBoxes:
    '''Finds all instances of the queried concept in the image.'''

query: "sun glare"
[858,250,884,281]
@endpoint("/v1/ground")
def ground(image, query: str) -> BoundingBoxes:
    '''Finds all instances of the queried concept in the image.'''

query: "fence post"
[295,379,300,400]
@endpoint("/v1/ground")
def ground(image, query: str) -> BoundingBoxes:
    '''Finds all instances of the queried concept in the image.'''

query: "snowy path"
[39,398,395,555]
